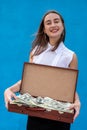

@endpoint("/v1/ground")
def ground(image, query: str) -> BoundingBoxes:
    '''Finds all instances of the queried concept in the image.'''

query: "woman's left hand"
[69,92,81,120]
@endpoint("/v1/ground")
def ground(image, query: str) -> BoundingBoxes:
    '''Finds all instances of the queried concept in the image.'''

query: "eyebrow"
[45,18,60,23]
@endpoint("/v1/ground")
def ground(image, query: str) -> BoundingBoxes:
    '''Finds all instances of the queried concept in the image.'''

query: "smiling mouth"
[50,28,59,33]
[50,29,59,33]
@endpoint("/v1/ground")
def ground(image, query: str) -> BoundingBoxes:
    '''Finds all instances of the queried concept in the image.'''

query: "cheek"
[59,24,64,32]
[44,27,49,34]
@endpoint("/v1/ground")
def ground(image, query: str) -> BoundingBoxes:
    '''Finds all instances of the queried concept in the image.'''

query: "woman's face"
[44,13,64,44]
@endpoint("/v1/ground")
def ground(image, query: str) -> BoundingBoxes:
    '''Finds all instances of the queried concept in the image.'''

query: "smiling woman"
[44,13,64,44]
[4,10,81,130]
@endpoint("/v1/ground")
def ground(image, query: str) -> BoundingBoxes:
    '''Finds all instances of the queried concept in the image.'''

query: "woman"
[4,10,80,130]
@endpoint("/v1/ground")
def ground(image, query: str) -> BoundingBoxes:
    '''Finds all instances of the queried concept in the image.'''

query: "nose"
[51,22,56,27]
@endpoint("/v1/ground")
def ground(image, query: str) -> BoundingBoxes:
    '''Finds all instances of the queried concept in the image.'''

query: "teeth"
[51,29,58,33]
[50,28,59,33]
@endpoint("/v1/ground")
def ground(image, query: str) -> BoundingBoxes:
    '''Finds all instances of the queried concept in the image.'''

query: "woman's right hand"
[4,80,21,108]
[4,88,17,108]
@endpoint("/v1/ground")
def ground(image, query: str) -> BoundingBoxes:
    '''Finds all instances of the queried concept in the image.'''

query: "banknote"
[11,93,73,113]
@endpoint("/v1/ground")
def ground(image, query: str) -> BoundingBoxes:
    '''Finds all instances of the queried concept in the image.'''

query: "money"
[11,93,73,113]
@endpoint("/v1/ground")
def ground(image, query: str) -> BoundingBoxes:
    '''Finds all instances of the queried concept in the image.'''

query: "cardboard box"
[8,62,78,123]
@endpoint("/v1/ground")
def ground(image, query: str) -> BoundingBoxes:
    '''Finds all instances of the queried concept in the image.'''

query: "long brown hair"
[32,10,66,56]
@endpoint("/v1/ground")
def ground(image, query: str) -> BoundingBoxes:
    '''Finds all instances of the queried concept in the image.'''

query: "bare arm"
[4,51,33,108]
[8,80,21,92]
[69,53,78,69]
[69,53,81,120]
[29,51,33,63]
[4,80,21,108]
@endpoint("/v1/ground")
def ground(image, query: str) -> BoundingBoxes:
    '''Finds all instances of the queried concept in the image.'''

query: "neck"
[49,37,60,46]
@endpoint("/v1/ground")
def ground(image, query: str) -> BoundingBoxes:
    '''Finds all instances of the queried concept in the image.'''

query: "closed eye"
[45,20,51,25]
[54,18,60,23]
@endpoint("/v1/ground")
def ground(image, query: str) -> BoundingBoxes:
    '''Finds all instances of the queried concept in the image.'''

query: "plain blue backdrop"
[0,0,87,130]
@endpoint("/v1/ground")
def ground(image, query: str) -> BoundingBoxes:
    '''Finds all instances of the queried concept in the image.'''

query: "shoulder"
[63,45,74,55]
[29,46,38,62]
[29,51,33,63]
[62,44,78,69]
[69,53,78,69]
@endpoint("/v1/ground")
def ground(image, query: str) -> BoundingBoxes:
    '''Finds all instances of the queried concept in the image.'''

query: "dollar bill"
[11,93,73,113]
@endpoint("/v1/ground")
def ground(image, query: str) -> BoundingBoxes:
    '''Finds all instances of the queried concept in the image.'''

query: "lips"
[50,28,59,33]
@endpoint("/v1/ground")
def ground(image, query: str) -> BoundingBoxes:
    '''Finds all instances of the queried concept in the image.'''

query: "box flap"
[20,63,78,103]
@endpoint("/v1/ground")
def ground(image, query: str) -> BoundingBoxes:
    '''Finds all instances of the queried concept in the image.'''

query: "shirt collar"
[47,41,65,54]
[55,41,65,54]
[47,42,54,49]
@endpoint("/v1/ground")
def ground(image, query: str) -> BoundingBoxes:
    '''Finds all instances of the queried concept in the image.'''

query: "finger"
[8,96,12,101]
[12,93,17,99]
[73,110,79,120]
[8,93,17,101]
[69,104,75,109]
[5,94,17,108]
[5,101,9,109]
[4,97,9,106]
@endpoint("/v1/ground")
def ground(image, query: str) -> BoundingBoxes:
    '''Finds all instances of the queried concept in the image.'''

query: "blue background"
[0,0,87,129]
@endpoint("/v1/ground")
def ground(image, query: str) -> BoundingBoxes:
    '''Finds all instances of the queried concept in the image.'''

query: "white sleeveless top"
[32,42,74,68]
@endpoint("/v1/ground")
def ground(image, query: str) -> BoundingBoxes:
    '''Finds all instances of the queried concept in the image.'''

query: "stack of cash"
[11,93,73,113]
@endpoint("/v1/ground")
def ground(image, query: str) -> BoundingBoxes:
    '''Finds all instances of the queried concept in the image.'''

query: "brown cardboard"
[20,63,78,103]
[8,62,78,123]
